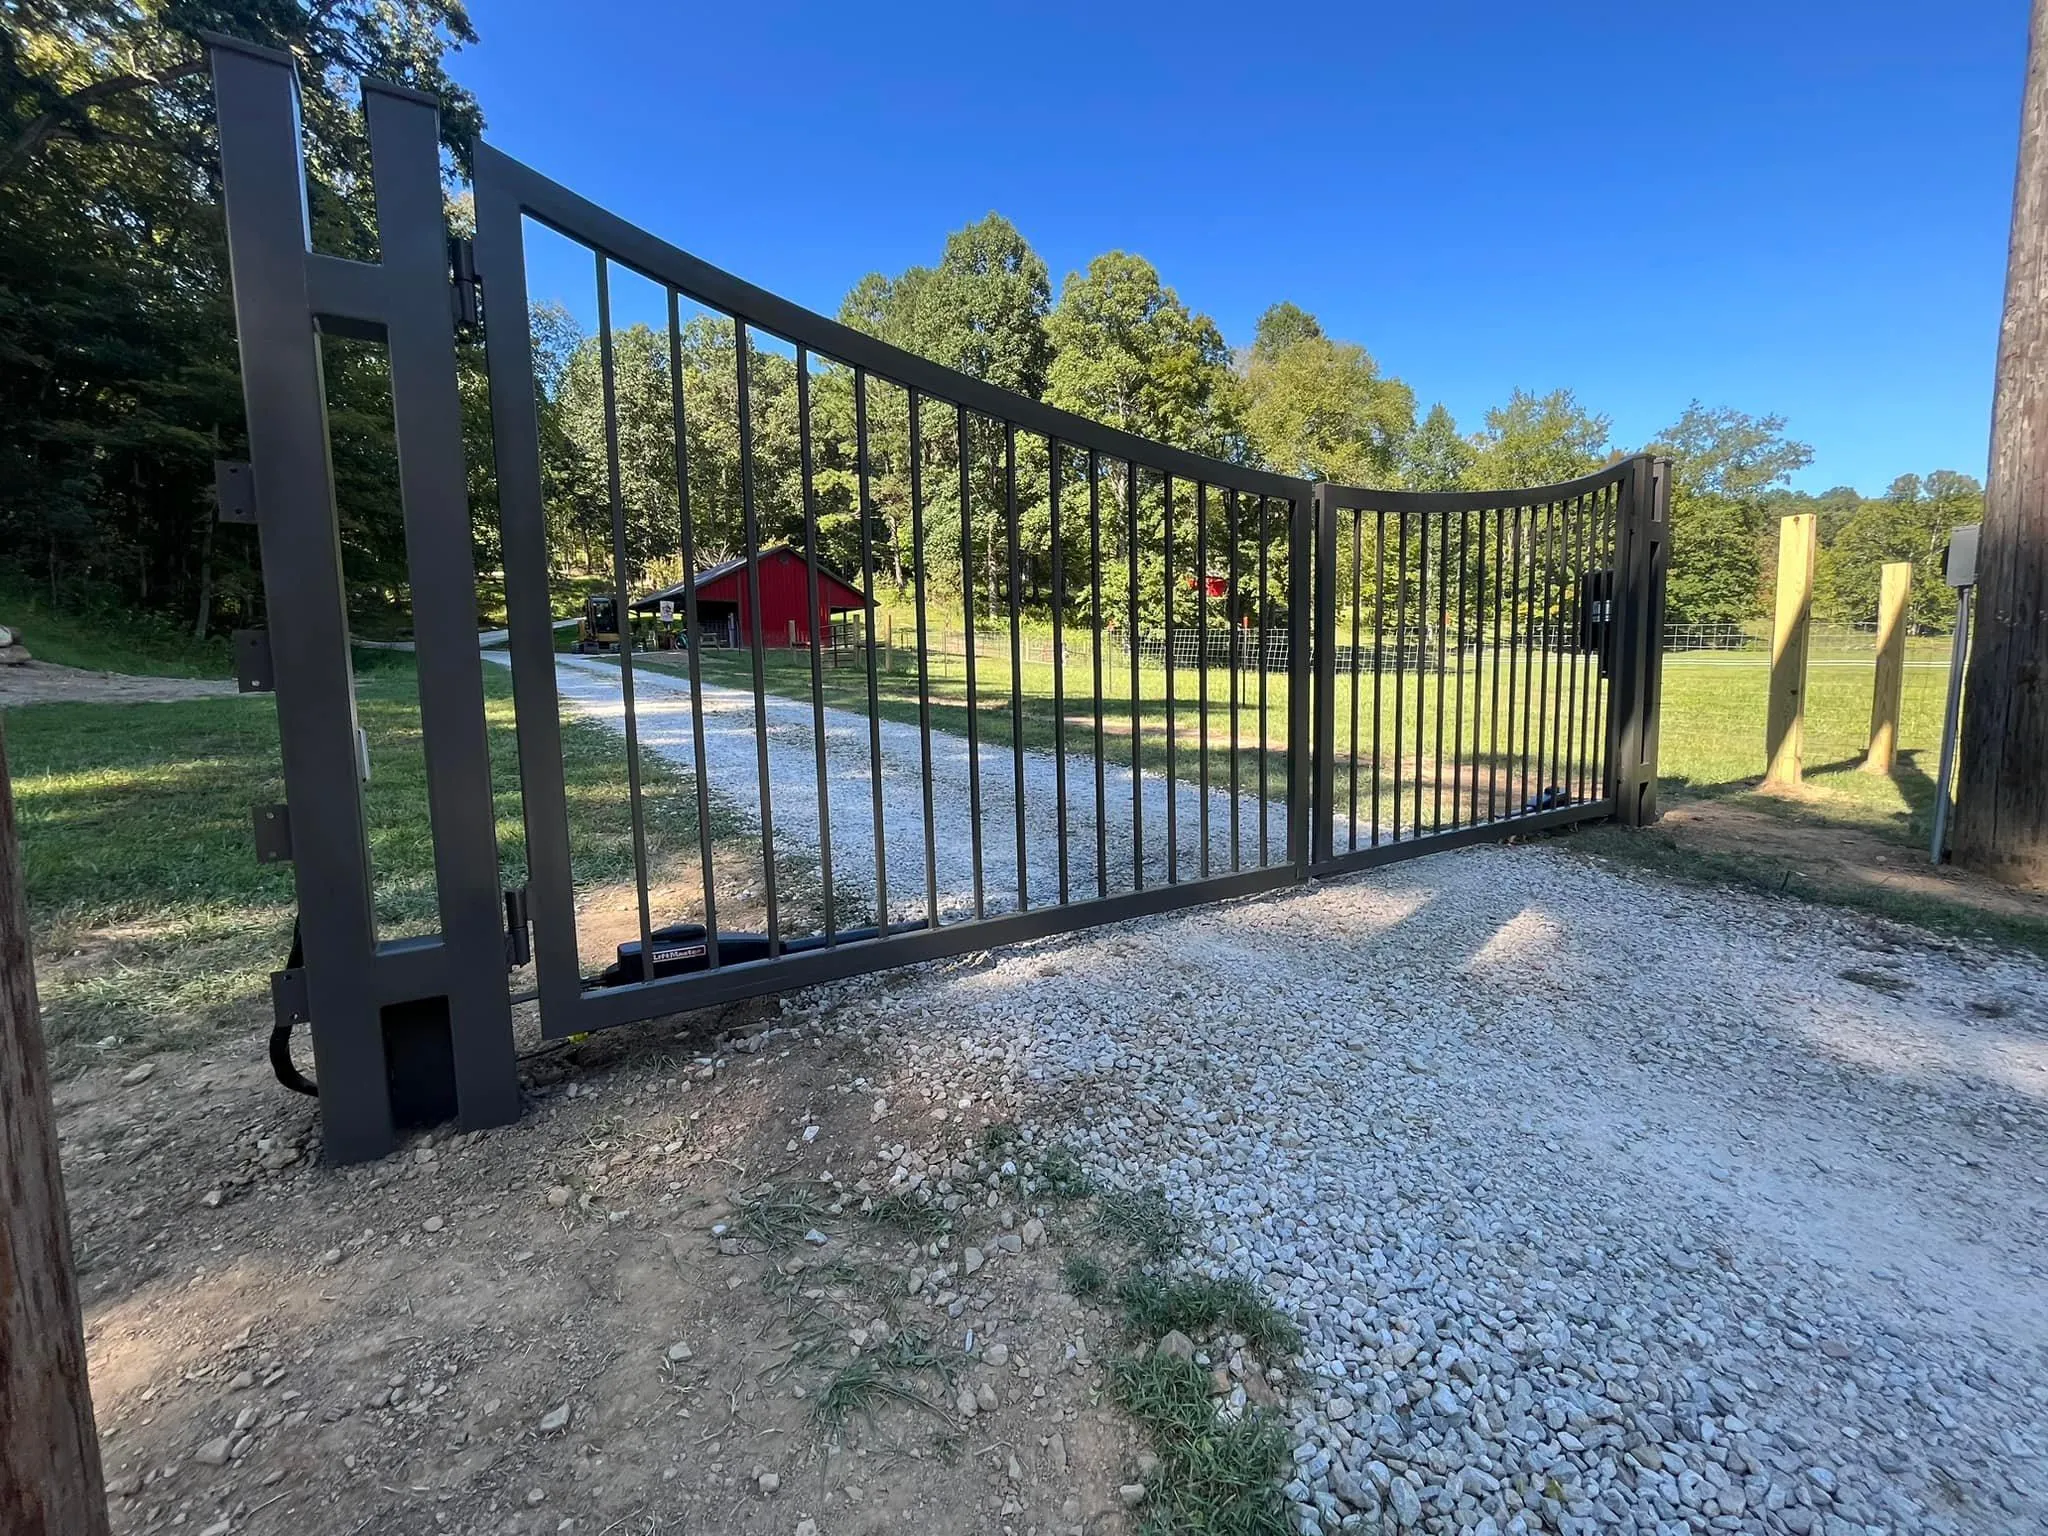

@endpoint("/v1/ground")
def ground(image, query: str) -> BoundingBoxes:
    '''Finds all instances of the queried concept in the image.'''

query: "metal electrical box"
[1945,524,1981,589]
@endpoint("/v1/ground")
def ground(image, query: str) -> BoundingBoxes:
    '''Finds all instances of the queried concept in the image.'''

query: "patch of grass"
[1036,1145,1094,1199]
[812,1350,947,1436]
[1063,1253,1111,1300]
[812,1256,869,1291]
[868,1191,951,1242]
[1115,1272,1302,1359]
[812,1358,898,1431]
[880,1325,955,1386]
[10,653,802,1067]
[1095,1186,1185,1260]
[0,579,234,678]
[732,1184,824,1247]
[1109,1352,1292,1536]
[980,1120,1020,1155]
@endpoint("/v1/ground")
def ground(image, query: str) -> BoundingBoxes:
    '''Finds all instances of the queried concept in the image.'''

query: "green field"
[3,654,800,1067]
[0,615,2007,1072]
[621,631,1954,848]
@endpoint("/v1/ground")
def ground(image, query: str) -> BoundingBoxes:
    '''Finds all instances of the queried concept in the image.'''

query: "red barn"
[632,543,871,647]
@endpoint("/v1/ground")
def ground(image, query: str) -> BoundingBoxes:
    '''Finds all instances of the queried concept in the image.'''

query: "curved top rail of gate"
[1322,457,1638,513]
[470,142,1307,505]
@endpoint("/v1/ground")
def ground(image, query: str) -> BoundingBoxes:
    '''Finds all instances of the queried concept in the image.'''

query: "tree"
[1247,301,1323,363]
[1649,402,1814,626]
[837,213,1054,604]
[1467,388,1610,489]
[0,0,484,631]
[1402,403,1475,491]
[1958,0,2048,886]
[1046,252,1244,624]
[1046,252,1239,454]
[1239,304,1413,487]
[1817,472,1977,632]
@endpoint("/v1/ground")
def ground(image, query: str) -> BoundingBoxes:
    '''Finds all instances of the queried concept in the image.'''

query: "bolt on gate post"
[209,36,521,1163]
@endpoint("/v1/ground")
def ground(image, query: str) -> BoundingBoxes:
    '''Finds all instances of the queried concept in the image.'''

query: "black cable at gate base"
[269,919,319,1096]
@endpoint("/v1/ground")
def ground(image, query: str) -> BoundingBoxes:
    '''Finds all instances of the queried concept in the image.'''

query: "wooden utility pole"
[1764,514,1818,788]
[1865,562,1913,774]
[0,721,110,1536]
[1958,0,2048,886]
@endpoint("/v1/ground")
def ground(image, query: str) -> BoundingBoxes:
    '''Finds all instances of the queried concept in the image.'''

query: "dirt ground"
[1652,796,2048,921]
[62,995,1266,1536]
[0,660,238,708]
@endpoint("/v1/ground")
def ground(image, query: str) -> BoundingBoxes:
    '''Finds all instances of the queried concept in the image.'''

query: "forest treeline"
[2,0,1981,643]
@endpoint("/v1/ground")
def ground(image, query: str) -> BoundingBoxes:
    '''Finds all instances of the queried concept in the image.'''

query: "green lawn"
[5,653,790,1067]
[0,604,2007,1073]
[629,634,1953,847]
[0,578,233,677]
[1653,652,1950,841]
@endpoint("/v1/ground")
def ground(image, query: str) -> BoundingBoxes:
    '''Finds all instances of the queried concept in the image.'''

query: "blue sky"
[456,1,2027,496]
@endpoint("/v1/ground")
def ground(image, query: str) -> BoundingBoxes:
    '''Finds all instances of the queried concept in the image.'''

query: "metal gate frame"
[208,39,1665,1163]
[471,139,1317,1040]
[210,37,519,1162]
[1307,456,1670,878]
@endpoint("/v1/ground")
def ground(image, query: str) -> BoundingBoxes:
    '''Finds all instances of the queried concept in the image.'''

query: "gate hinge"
[270,966,309,1026]
[504,885,531,968]
[233,628,274,693]
[449,236,480,335]
[215,459,256,524]
[253,803,293,864]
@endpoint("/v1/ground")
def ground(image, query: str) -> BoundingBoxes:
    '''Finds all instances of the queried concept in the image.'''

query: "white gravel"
[786,843,2048,1536]
[523,651,1290,923]
[507,649,2048,1534]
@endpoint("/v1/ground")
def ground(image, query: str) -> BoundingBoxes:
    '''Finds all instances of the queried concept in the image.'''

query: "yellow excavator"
[573,593,623,653]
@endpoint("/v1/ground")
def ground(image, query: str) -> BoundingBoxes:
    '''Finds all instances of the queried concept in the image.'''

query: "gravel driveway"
[527,652,1291,924]
[793,843,2048,1536]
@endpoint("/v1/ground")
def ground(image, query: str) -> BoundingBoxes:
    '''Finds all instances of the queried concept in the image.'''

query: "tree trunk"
[1958,0,2048,887]
[0,722,111,1535]
[192,503,216,641]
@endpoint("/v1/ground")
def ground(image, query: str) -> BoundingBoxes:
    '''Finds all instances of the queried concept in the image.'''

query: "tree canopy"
[0,1,1981,643]
[1,0,482,636]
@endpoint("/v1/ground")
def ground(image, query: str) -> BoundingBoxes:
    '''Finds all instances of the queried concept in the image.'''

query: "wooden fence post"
[1764,513,1818,787]
[1865,561,1913,774]
[0,720,112,1536]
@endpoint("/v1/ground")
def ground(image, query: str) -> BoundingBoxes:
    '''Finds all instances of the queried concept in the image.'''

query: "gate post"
[1289,484,1320,879]
[1605,455,1671,826]
[1310,483,1338,869]
[210,37,520,1161]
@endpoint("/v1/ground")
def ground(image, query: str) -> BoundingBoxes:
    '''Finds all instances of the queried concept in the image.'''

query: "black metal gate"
[207,37,1665,1162]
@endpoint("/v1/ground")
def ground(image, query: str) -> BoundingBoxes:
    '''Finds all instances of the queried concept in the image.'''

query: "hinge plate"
[449,236,480,334]
[253,803,293,864]
[270,966,309,1025]
[504,885,531,968]
[233,628,274,693]
[215,459,256,524]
